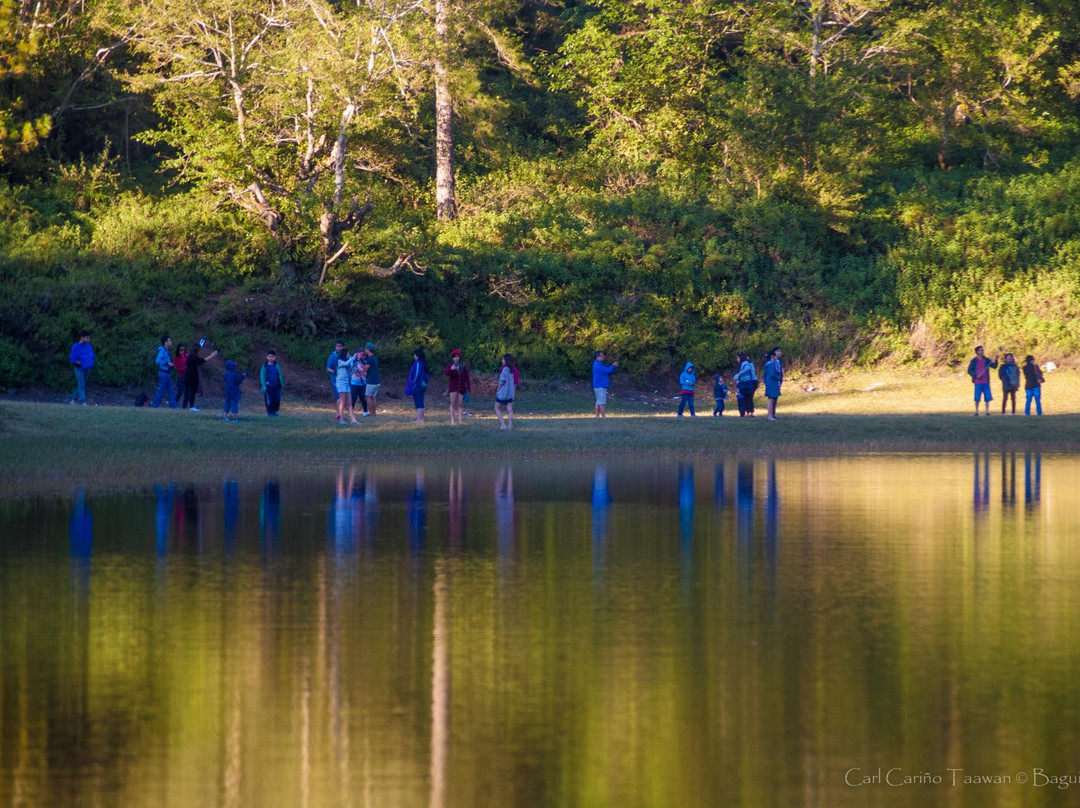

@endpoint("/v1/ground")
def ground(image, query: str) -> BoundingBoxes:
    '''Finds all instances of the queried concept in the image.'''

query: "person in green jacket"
[260,350,286,417]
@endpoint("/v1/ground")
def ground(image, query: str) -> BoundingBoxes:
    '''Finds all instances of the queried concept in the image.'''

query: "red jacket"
[445,362,471,394]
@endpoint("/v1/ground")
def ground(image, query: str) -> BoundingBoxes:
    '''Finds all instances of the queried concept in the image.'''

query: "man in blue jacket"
[592,350,618,418]
[69,330,95,405]
[151,335,178,409]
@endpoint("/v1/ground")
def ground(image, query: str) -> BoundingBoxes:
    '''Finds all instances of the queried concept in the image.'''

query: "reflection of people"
[495,465,515,555]
[260,479,281,548]
[69,330,95,406]
[765,460,780,554]
[591,464,612,566]
[69,488,94,561]
[1000,452,1016,506]
[155,484,174,556]
[967,345,999,416]
[736,461,755,543]
[1024,452,1041,505]
[408,469,427,554]
[223,479,239,549]
[448,468,466,550]
[973,452,990,513]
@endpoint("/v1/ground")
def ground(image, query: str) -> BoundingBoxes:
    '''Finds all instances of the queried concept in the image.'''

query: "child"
[677,361,696,417]
[997,353,1020,415]
[1023,355,1045,416]
[259,350,285,417]
[712,373,729,417]
[222,359,245,421]
[494,353,516,430]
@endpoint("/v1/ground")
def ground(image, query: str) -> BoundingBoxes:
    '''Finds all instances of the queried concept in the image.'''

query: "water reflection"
[5,455,1080,808]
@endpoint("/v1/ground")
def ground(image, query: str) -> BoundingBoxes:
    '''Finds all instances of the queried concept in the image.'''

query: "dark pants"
[265,386,281,415]
[181,380,198,409]
[413,390,426,410]
[713,398,725,416]
[1002,388,1017,413]
[678,393,695,417]
[350,385,368,412]
[737,384,755,416]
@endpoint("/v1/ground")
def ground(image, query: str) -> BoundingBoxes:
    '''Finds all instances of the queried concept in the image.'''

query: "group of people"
[329,342,520,429]
[592,348,785,420]
[66,331,1052,423]
[967,346,1046,415]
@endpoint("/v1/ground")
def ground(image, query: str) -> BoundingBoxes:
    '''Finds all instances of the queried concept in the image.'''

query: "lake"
[2,453,1079,807]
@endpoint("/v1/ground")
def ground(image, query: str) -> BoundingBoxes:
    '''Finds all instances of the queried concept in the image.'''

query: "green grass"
[2,369,1078,497]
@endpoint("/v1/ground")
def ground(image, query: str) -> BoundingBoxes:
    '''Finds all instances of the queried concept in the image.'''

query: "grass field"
[2,368,1077,497]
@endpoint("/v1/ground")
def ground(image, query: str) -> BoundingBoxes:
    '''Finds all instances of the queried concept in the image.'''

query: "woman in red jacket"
[444,349,471,425]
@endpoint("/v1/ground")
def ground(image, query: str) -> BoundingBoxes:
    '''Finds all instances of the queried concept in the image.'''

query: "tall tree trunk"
[434,0,456,221]
[809,0,824,79]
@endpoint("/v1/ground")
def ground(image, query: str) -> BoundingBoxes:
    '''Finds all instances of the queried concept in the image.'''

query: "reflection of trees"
[6,457,1080,806]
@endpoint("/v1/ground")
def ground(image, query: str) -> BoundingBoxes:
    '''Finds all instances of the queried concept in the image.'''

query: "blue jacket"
[592,359,616,388]
[224,360,245,398]
[679,363,696,392]
[155,345,172,372]
[69,341,95,369]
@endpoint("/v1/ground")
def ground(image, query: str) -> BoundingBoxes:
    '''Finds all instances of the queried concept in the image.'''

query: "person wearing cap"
[445,348,471,425]
[361,342,381,416]
[592,350,618,418]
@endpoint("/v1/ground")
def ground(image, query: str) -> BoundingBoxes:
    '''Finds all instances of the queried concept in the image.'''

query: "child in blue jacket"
[712,373,729,416]
[222,359,246,421]
[678,362,697,417]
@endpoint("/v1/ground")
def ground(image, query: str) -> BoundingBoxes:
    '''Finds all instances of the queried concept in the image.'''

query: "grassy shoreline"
[3,368,1079,497]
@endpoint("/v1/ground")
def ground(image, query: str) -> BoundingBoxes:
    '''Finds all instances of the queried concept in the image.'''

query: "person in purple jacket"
[69,330,95,405]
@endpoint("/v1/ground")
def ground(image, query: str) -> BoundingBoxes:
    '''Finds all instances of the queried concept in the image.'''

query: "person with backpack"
[494,353,517,430]
[259,350,286,417]
[405,348,429,422]
[997,353,1020,415]
[733,351,758,417]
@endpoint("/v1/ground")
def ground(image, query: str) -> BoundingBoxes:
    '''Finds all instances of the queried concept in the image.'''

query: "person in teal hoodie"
[259,350,285,417]
[677,361,697,417]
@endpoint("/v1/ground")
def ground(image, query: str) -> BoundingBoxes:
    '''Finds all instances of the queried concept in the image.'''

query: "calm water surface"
[2,453,1080,808]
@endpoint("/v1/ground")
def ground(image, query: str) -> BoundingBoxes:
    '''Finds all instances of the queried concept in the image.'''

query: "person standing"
[733,352,757,417]
[151,336,178,409]
[677,361,696,417]
[405,348,429,423]
[260,350,285,417]
[763,348,784,421]
[174,344,189,406]
[1023,355,1045,416]
[445,349,471,425]
[712,373,729,417]
[327,340,345,420]
[69,330,95,406]
[592,350,618,418]
[362,342,381,417]
[349,356,369,416]
[222,359,245,422]
[182,344,218,411]
[998,353,1020,415]
[494,353,516,430]
[967,345,999,416]
[333,347,359,424]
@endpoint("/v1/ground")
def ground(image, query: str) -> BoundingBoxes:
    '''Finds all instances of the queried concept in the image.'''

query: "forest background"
[4,0,1080,390]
